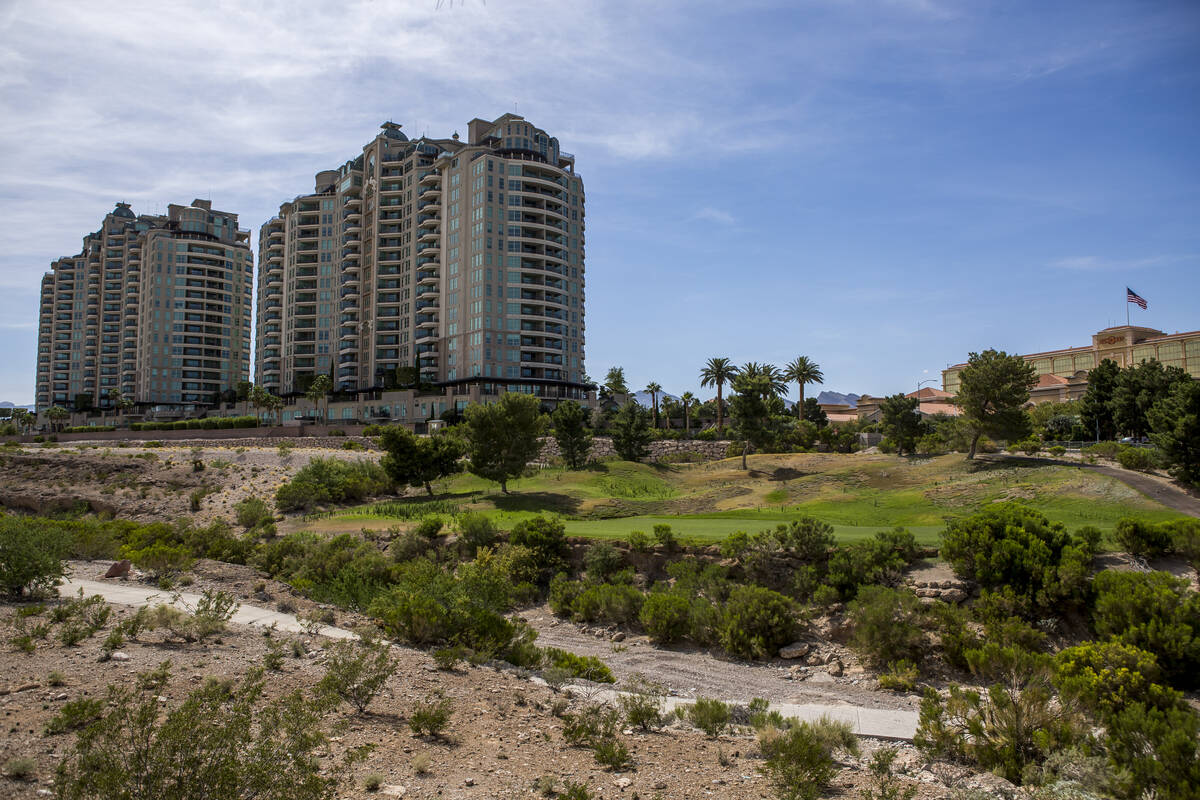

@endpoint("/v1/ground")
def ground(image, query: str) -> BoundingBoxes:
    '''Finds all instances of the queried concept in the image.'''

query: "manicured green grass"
[305,453,1186,545]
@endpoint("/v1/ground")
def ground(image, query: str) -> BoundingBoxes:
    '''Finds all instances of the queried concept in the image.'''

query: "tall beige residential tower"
[256,114,587,404]
[35,200,253,414]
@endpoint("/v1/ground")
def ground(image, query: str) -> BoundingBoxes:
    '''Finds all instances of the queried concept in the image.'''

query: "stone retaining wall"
[538,437,733,463]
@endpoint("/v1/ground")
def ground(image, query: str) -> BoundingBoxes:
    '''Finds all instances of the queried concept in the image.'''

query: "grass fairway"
[304,452,1185,544]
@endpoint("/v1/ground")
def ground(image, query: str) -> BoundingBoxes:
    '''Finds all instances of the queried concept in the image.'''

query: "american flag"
[1126,287,1148,309]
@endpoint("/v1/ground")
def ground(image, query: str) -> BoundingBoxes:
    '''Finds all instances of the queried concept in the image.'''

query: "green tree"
[680,391,696,437]
[729,373,774,469]
[603,366,629,396]
[801,397,828,428]
[1148,379,1200,486]
[11,407,33,434]
[644,381,662,429]
[235,380,253,417]
[740,362,787,400]
[552,400,593,469]
[880,394,924,456]
[379,427,464,496]
[610,401,652,462]
[699,357,737,436]
[783,356,824,419]
[1112,359,1191,439]
[463,392,546,493]
[249,384,271,425]
[305,374,333,425]
[953,349,1036,459]
[1080,358,1121,441]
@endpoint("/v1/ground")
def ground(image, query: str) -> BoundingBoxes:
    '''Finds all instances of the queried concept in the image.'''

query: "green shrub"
[562,704,630,768]
[55,664,336,800]
[860,747,917,800]
[455,512,499,557]
[317,636,398,714]
[124,541,194,577]
[639,591,692,644]
[543,648,615,683]
[718,584,798,660]
[275,458,392,512]
[1091,569,1200,688]
[652,523,677,550]
[0,515,70,597]
[1103,700,1200,800]
[408,692,454,737]
[1048,445,1067,456]
[618,674,665,730]
[687,697,730,737]
[847,586,925,669]
[414,516,444,539]
[234,497,274,530]
[146,590,238,643]
[915,655,1084,785]
[1114,517,1175,559]
[877,660,920,692]
[1053,641,1183,721]
[940,503,1095,614]
[1083,441,1121,459]
[626,530,650,552]
[570,582,643,625]
[583,541,624,580]
[1116,445,1156,472]
[758,717,858,800]
[1019,438,1042,455]
[44,697,105,735]
[508,515,567,579]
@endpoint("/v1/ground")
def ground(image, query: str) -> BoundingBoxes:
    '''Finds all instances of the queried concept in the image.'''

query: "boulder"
[103,559,131,579]
[779,641,812,659]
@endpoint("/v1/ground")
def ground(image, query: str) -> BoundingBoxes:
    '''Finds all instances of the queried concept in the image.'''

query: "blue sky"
[1,0,1197,405]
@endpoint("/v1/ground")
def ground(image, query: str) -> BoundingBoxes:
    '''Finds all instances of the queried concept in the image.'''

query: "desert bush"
[860,747,917,800]
[1048,445,1067,456]
[877,660,920,692]
[562,704,631,768]
[0,515,71,597]
[687,697,730,737]
[940,503,1096,614]
[570,582,644,625]
[583,541,624,580]
[44,697,105,735]
[826,527,919,600]
[1091,569,1200,688]
[318,636,398,714]
[54,664,337,800]
[3,756,36,781]
[508,515,568,578]
[1116,445,1156,472]
[848,586,925,669]
[543,648,615,683]
[915,653,1084,785]
[718,584,798,660]
[638,591,692,644]
[758,717,858,800]
[1053,640,1182,721]
[618,673,666,730]
[235,497,274,530]
[721,517,835,588]
[1083,441,1121,459]
[414,516,444,539]
[147,590,238,643]
[409,692,454,738]
[455,512,499,557]
[275,458,392,512]
[1103,700,1200,800]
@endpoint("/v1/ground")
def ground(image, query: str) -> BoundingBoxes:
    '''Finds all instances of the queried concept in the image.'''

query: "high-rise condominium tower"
[257,114,586,403]
[35,200,253,414]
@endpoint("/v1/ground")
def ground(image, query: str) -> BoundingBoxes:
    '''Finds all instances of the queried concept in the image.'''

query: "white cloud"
[693,207,735,225]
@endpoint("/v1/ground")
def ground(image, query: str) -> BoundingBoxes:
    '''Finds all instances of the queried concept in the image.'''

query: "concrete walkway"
[59,577,355,639]
[61,577,920,740]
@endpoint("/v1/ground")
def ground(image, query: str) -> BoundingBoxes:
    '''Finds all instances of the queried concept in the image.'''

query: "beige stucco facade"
[942,325,1200,404]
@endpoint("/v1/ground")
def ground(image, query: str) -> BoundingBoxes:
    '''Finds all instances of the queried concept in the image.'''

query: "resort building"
[942,325,1200,404]
[35,200,253,415]
[257,114,588,408]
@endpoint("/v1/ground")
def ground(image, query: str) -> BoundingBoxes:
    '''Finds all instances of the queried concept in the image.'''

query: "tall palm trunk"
[717,384,724,435]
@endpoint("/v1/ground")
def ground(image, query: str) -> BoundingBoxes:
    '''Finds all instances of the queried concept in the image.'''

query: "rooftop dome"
[380,121,408,141]
[112,202,135,219]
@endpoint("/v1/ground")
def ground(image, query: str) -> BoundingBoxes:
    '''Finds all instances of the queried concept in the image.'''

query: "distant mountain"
[816,391,860,408]
[0,402,35,411]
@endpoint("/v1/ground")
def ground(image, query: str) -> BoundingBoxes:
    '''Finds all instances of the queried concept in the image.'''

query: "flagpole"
[1127,289,1130,327]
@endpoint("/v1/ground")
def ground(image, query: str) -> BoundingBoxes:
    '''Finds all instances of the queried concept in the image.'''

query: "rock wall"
[537,437,732,464]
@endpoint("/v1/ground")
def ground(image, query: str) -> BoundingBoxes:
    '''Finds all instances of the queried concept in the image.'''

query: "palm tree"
[11,408,32,435]
[305,374,333,425]
[739,362,787,400]
[645,381,662,429]
[115,393,134,425]
[46,405,69,433]
[783,356,824,419]
[681,391,696,438]
[699,357,738,435]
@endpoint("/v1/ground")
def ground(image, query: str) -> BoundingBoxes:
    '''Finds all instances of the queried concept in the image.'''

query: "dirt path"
[520,606,921,734]
[60,578,921,739]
